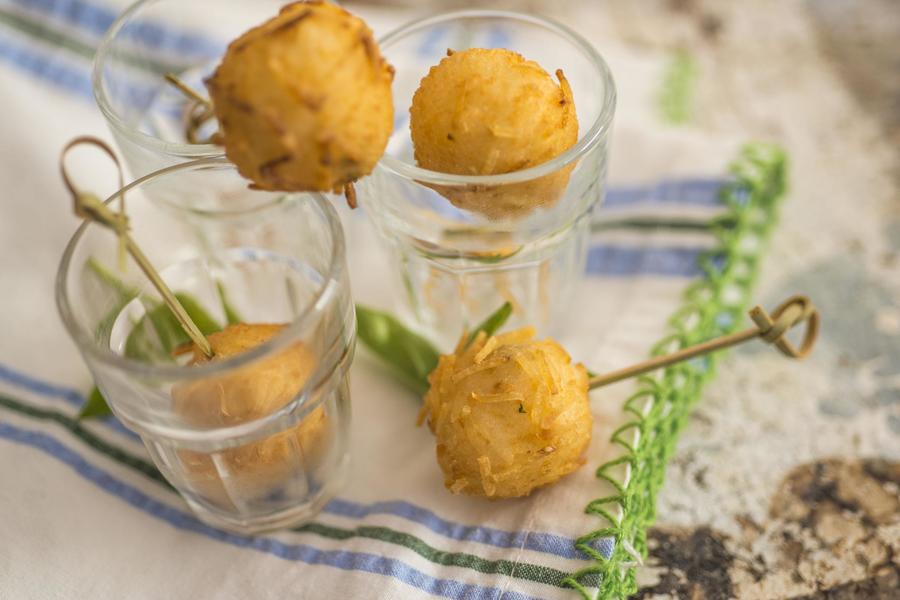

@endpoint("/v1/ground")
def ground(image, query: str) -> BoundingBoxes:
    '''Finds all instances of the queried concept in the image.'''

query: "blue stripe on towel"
[486,25,511,50]
[0,363,138,441]
[326,498,581,560]
[0,33,93,99]
[13,0,221,56]
[604,178,724,208]
[0,421,547,600]
[586,245,705,277]
[0,363,84,407]
[0,30,157,108]
[14,0,123,38]
[417,24,448,58]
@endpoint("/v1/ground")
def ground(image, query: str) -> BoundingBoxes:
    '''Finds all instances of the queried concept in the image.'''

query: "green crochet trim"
[563,143,788,599]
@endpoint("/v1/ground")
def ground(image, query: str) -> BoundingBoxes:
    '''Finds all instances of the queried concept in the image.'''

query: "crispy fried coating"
[206,1,394,192]
[173,323,331,508]
[420,327,591,498]
[410,48,578,219]
[174,324,316,425]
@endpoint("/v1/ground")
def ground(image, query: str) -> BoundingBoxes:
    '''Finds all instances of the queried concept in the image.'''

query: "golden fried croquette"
[410,48,578,219]
[173,323,331,509]
[174,323,317,426]
[420,327,591,498]
[206,1,394,193]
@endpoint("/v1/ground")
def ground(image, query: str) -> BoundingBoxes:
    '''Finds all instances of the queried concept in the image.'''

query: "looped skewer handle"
[61,136,128,268]
[60,136,214,359]
[749,295,818,358]
[588,295,819,389]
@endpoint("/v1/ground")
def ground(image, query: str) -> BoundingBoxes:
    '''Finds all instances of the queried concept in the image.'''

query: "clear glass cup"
[92,0,289,177]
[56,159,354,534]
[357,10,616,348]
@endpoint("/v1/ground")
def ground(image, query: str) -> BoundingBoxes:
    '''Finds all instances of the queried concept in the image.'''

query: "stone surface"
[637,460,900,599]
[550,0,900,597]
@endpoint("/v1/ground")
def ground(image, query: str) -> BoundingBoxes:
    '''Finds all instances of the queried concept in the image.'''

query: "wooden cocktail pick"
[60,136,214,358]
[588,295,819,389]
[163,73,218,145]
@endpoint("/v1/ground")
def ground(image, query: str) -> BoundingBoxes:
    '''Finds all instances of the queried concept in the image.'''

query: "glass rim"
[55,157,348,382]
[92,0,222,157]
[375,9,617,186]
[94,6,616,178]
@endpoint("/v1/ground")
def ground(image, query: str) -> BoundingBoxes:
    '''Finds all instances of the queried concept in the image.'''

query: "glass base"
[183,453,349,535]
[384,216,590,349]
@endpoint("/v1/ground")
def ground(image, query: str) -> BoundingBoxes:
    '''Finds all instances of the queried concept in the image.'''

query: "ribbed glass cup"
[357,10,616,348]
[56,159,354,533]
[92,0,290,177]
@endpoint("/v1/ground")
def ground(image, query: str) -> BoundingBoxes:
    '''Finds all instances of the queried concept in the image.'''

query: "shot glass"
[56,158,354,533]
[357,11,615,348]
[92,0,287,177]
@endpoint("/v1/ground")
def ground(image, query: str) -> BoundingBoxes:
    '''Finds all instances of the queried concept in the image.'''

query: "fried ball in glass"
[206,1,394,193]
[173,323,331,509]
[420,327,591,498]
[410,48,578,219]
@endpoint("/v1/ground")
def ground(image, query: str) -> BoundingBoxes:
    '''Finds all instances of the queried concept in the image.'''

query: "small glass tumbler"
[92,0,288,177]
[56,159,354,533]
[357,11,615,348]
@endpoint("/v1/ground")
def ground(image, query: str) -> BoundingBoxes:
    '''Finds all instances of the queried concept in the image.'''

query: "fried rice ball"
[172,323,331,509]
[206,1,394,193]
[410,48,578,219]
[419,327,591,498]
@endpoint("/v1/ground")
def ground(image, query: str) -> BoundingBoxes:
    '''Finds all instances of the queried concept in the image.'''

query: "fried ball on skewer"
[420,327,591,498]
[172,323,331,509]
[206,1,394,194]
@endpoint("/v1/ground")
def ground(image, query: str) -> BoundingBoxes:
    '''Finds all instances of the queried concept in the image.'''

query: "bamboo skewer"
[60,136,214,359]
[589,295,819,389]
[164,73,218,145]
[163,73,212,108]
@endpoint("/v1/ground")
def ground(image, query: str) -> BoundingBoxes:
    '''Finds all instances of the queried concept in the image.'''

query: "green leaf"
[78,386,112,419]
[79,293,222,419]
[81,260,225,418]
[125,293,222,362]
[85,257,138,301]
[81,258,131,419]
[355,305,441,395]
[216,281,243,325]
[85,257,139,342]
[465,302,513,348]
